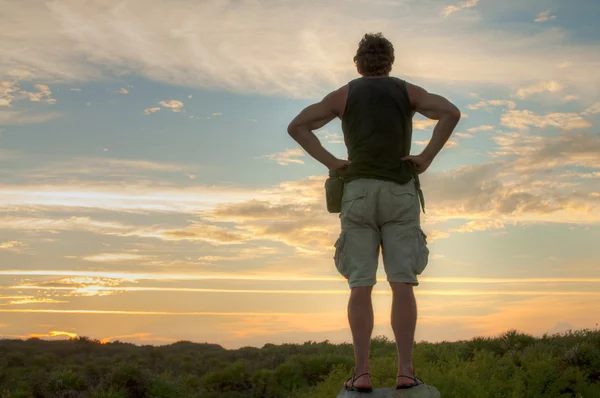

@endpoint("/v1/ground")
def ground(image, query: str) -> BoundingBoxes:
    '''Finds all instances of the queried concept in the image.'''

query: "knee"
[350,286,373,297]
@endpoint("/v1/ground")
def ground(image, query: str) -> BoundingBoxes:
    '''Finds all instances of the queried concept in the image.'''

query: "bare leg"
[345,286,373,389]
[390,282,417,387]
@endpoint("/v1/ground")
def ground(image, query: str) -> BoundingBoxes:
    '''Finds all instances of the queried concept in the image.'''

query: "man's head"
[353,33,395,77]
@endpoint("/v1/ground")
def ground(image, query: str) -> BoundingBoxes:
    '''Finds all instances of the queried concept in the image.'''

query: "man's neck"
[361,74,390,79]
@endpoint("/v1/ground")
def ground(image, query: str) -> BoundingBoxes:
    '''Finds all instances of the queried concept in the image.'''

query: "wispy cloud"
[413,119,437,130]
[0,309,315,317]
[25,84,56,104]
[563,95,579,102]
[81,252,153,263]
[514,81,562,99]
[1,81,56,107]
[100,333,177,344]
[143,107,160,115]
[0,216,252,245]
[316,129,344,144]
[466,125,495,133]
[159,100,184,112]
[443,0,479,17]
[3,270,600,284]
[0,109,62,125]
[0,241,26,251]
[11,285,600,297]
[582,102,600,115]
[469,99,516,111]
[0,182,266,213]
[2,1,599,99]
[259,148,305,166]
[500,110,591,130]
[534,10,556,23]
[29,330,78,339]
[5,298,69,305]
[17,276,135,297]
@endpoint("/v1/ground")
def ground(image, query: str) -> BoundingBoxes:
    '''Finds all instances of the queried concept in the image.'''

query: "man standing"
[287,33,461,391]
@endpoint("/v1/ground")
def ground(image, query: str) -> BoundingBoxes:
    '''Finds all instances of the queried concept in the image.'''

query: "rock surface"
[336,384,441,398]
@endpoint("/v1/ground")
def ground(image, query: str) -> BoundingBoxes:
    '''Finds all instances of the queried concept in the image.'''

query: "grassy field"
[1,328,599,397]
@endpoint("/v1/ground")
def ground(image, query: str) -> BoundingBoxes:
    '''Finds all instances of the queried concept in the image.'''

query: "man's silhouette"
[287,32,461,391]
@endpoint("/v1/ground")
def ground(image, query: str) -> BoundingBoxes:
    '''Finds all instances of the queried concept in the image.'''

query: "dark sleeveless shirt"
[341,77,414,185]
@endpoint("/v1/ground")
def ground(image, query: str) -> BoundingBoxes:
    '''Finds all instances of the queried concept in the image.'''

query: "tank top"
[341,76,414,185]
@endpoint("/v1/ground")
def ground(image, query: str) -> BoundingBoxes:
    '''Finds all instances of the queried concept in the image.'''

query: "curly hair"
[353,33,395,77]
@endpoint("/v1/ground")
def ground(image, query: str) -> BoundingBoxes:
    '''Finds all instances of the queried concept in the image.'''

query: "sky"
[1,0,599,349]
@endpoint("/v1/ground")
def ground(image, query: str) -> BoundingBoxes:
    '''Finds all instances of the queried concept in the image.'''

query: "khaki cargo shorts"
[333,178,429,288]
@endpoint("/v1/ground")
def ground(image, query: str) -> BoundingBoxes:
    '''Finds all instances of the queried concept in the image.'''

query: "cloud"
[454,132,474,139]
[443,0,479,17]
[70,88,82,92]
[534,10,556,23]
[4,269,600,285]
[143,107,160,115]
[197,246,279,262]
[118,87,129,94]
[413,119,437,130]
[0,181,266,213]
[2,0,600,100]
[514,81,562,99]
[0,81,17,107]
[582,102,600,115]
[316,129,344,144]
[451,219,511,233]
[500,110,591,130]
[1,81,56,107]
[415,139,458,149]
[18,156,192,180]
[0,216,251,245]
[468,99,516,111]
[563,95,578,102]
[511,132,600,171]
[0,109,62,125]
[466,125,495,133]
[99,333,177,344]
[18,276,135,297]
[259,148,305,166]
[5,298,69,305]
[159,100,184,112]
[28,330,78,339]
[24,84,56,104]
[81,252,153,263]
[0,241,26,251]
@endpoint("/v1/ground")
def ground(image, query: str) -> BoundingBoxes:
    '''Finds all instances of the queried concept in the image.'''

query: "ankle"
[397,364,414,376]
[354,366,370,375]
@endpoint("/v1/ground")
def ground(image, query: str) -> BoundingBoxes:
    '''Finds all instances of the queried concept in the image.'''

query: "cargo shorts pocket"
[333,233,349,278]
[341,184,367,223]
[413,227,429,275]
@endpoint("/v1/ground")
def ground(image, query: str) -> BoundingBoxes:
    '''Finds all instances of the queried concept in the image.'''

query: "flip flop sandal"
[344,372,374,392]
[396,375,424,389]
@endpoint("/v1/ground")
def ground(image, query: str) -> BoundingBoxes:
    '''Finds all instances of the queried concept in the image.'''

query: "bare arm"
[287,88,347,170]
[406,83,461,165]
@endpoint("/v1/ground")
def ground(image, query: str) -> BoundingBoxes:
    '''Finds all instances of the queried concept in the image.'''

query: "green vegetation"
[1,329,599,397]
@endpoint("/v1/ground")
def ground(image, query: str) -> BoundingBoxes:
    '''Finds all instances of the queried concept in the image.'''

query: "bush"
[0,328,598,397]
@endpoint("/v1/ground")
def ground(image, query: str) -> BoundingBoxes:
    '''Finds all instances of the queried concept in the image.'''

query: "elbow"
[287,122,301,139]
[449,104,461,122]
[287,122,296,137]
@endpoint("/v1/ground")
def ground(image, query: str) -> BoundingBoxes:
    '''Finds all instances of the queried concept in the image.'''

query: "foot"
[344,372,373,391]
[396,374,423,389]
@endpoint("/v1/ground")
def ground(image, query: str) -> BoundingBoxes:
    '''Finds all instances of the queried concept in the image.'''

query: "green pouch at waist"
[324,170,344,213]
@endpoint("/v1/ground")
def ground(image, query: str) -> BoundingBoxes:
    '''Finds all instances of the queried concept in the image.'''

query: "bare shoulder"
[322,84,349,117]
[404,81,428,106]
